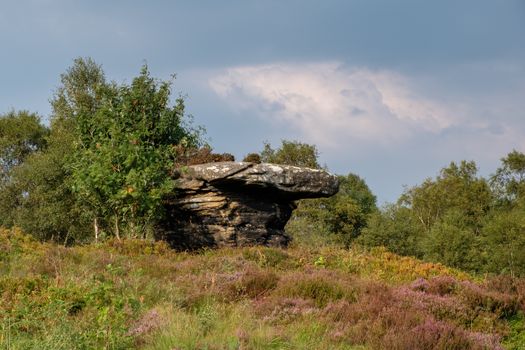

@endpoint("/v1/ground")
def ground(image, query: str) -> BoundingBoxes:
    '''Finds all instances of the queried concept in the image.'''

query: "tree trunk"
[114,215,121,241]
[94,217,99,243]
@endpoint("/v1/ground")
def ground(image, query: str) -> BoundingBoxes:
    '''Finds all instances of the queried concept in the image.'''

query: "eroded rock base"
[156,162,339,250]
[159,185,293,249]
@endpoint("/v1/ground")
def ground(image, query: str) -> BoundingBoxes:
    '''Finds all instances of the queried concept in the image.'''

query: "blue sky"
[1,0,524,203]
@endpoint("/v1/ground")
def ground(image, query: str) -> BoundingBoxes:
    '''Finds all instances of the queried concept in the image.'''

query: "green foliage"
[259,140,377,246]
[0,128,86,242]
[0,58,102,242]
[482,205,525,277]
[290,173,377,246]
[421,210,483,272]
[504,312,525,350]
[324,173,377,241]
[242,152,261,163]
[400,160,492,233]
[358,204,423,257]
[0,58,203,243]
[0,145,89,242]
[50,57,106,128]
[491,149,525,205]
[359,160,511,273]
[70,64,202,238]
[0,111,61,237]
[359,155,525,276]
[261,140,320,168]
[0,110,48,178]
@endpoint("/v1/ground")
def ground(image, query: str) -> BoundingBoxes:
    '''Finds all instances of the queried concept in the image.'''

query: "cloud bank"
[209,61,524,161]
[207,62,525,202]
[209,62,464,148]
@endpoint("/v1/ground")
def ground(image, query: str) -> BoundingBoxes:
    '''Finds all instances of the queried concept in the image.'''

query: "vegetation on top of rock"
[242,152,261,163]
[173,145,235,167]
[260,140,320,169]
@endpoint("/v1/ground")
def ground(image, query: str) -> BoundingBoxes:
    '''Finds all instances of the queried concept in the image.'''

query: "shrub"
[274,270,356,307]
[227,269,279,299]
[253,297,316,323]
[242,153,261,163]
[459,280,521,319]
[400,318,491,350]
[105,238,172,256]
[241,247,292,269]
[174,145,235,167]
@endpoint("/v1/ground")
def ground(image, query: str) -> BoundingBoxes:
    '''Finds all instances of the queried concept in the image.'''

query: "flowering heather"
[0,230,524,349]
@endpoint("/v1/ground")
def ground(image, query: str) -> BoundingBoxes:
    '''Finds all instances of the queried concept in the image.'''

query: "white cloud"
[209,62,462,149]
[207,61,525,203]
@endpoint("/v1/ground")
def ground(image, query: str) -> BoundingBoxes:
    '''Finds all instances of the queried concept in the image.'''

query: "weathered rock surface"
[157,162,339,249]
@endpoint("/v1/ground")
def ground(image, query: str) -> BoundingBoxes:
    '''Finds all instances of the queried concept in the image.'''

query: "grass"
[1,227,524,349]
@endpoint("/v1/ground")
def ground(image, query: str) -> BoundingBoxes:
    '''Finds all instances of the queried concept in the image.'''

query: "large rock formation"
[157,162,339,249]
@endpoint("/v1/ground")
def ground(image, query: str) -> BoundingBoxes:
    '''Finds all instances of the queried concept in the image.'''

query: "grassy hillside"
[1,227,525,349]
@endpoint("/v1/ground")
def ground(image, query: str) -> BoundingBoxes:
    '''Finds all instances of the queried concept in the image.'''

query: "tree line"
[358,153,525,276]
[0,58,203,243]
[244,122,525,277]
[1,58,525,277]
[269,139,525,276]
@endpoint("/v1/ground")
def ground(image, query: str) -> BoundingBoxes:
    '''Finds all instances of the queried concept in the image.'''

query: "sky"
[1,0,524,203]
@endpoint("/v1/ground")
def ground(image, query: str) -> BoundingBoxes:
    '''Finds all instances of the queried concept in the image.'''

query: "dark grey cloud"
[0,0,523,202]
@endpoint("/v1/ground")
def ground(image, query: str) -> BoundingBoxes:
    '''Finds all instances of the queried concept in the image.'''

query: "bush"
[358,204,422,257]
[227,269,279,299]
[174,145,234,167]
[274,271,356,307]
[422,210,484,272]
[242,153,261,163]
